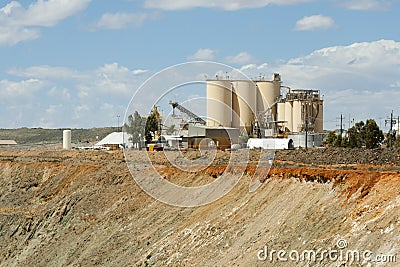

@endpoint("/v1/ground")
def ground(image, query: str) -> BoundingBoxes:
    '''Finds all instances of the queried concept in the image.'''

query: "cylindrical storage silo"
[315,101,324,132]
[292,100,302,133]
[277,102,286,122]
[231,80,257,134]
[63,130,72,150]
[277,102,286,134]
[256,81,280,121]
[206,80,231,127]
[285,101,293,132]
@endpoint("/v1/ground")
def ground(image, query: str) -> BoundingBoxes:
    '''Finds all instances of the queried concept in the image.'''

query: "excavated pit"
[0,149,399,266]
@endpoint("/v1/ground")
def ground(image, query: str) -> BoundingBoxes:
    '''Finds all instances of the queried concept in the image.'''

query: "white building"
[95,132,133,148]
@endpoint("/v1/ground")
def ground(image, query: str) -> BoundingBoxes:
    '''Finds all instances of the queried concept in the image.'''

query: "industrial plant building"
[144,73,324,150]
[187,125,239,150]
[206,74,323,136]
[203,73,324,149]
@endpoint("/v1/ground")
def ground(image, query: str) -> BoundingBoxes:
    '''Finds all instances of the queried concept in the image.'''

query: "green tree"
[386,131,396,148]
[145,109,159,142]
[326,131,337,147]
[341,135,349,147]
[333,134,343,147]
[329,119,383,149]
[326,131,347,147]
[393,135,400,147]
[347,121,364,148]
[126,111,145,145]
[363,119,383,148]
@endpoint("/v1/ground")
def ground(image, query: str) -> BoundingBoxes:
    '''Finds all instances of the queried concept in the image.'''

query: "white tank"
[206,80,231,127]
[285,101,293,132]
[231,80,257,134]
[315,102,324,132]
[256,81,280,119]
[292,100,302,133]
[277,102,286,122]
[63,130,72,150]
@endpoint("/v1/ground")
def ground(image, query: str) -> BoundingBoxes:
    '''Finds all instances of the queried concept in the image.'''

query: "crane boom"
[169,101,206,124]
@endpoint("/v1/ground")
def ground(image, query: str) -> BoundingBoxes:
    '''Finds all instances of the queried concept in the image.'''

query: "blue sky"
[0,0,399,131]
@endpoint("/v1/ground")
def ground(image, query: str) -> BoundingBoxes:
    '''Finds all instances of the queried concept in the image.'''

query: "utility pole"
[333,113,345,147]
[391,111,393,132]
[390,111,393,147]
[340,114,343,136]
[385,110,396,147]
[336,114,344,135]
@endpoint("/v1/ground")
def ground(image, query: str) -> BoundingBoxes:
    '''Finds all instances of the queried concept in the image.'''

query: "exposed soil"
[0,148,399,266]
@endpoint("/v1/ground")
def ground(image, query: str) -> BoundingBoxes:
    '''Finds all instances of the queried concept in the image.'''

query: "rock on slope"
[0,150,399,266]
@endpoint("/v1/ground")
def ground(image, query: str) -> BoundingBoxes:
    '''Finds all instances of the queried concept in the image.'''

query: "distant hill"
[0,127,116,145]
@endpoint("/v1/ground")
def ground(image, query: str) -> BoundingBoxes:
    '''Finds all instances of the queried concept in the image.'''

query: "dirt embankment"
[0,149,399,266]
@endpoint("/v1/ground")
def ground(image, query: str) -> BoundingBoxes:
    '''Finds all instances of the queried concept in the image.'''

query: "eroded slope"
[0,150,399,266]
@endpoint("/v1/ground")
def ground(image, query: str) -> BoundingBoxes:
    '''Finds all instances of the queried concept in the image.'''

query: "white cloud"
[132,69,148,75]
[294,15,335,31]
[97,63,130,77]
[0,78,44,98]
[0,0,91,45]
[225,52,256,65]
[46,104,62,114]
[2,40,399,129]
[187,48,216,61]
[287,39,400,69]
[0,25,39,45]
[246,40,400,88]
[95,63,149,93]
[76,85,90,99]
[257,63,269,69]
[339,0,392,10]
[390,81,400,88]
[0,62,150,127]
[94,12,153,30]
[10,63,148,83]
[239,64,257,72]
[0,1,21,15]
[144,0,392,11]
[144,0,313,10]
[238,39,400,129]
[19,0,91,27]
[48,87,71,99]
[9,65,84,80]
[100,103,114,111]
[73,104,90,120]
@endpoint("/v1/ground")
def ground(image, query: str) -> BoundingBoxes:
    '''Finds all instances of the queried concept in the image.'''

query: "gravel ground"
[276,147,400,165]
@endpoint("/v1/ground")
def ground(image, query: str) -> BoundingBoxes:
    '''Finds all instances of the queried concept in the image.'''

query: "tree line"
[326,119,400,148]
[125,113,399,149]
